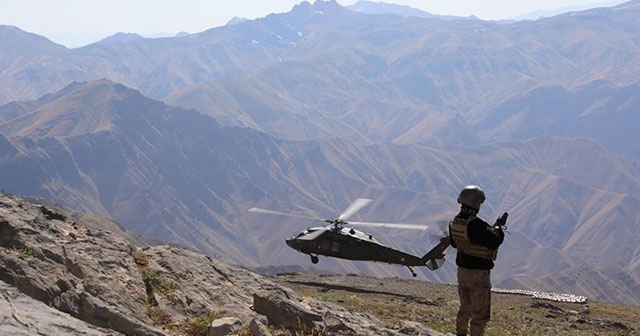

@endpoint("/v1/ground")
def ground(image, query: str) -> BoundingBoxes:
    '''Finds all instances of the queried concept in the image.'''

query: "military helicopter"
[248,198,450,277]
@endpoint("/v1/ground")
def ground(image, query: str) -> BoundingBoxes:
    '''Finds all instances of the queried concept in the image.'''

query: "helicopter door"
[320,240,330,250]
[320,240,340,252]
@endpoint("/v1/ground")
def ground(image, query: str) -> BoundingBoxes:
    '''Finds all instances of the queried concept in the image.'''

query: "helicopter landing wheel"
[407,265,417,277]
[310,255,319,264]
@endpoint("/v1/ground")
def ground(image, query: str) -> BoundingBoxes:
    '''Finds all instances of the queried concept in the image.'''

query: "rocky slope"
[0,190,447,335]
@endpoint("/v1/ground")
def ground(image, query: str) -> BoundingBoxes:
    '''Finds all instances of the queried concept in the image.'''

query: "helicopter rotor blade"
[347,221,428,230]
[338,198,372,220]
[436,220,449,234]
[425,220,450,244]
[248,207,325,221]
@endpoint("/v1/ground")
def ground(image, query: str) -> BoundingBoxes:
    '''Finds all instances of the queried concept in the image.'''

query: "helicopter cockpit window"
[296,228,320,239]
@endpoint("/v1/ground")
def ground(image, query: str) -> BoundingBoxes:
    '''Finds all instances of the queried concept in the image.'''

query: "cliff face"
[0,190,445,335]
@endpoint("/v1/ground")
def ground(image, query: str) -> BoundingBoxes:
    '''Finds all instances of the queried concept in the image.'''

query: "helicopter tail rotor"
[421,234,450,270]
[425,257,446,271]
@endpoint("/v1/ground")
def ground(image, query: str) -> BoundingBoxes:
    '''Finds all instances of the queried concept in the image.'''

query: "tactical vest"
[450,216,498,260]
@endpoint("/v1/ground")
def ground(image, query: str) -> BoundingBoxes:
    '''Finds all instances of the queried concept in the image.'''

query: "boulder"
[0,280,123,336]
[209,316,242,336]
[249,316,273,336]
[253,292,323,332]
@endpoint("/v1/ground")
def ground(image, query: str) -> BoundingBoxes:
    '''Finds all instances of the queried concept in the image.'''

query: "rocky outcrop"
[253,292,447,335]
[0,281,123,336]
[0,191,167,336]
[0,190,447,335]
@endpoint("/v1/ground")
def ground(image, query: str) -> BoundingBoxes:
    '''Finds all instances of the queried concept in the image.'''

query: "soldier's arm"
[468,218,504,249]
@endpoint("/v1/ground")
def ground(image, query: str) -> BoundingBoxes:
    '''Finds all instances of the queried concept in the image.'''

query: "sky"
[1,0,626,48]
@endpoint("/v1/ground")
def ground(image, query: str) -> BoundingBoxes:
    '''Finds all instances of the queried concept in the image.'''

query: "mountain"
[347,0,473,20]
[0,25,67,60]
[0,79,261,264]
[472,80,640,161]
[2,80,640,305]
[97,32,145,45]
[0,1,639,161]
[1,0,640,305]
[163,0,640,160]
[0,25,70,103]
[511,0,626,20]
[347,1,438,18]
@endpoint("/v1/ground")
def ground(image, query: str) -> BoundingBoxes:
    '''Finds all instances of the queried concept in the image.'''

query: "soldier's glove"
[494,212,508,230]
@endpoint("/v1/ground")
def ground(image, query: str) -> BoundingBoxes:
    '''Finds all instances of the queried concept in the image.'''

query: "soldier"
[449,185,506,336]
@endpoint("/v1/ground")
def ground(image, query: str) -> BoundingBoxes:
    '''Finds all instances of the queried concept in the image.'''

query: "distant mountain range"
[1,0,639,305]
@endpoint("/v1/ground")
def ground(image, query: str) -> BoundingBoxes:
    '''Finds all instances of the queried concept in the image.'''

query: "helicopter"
[248,198,451,277]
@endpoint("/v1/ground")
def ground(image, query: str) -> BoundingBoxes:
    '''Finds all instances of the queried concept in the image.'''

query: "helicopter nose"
[286,237,300,250]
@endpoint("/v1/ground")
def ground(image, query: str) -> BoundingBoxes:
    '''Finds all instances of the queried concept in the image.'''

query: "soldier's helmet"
[457,185,485,210]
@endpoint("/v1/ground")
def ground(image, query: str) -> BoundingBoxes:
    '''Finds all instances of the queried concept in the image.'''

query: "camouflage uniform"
[455,267,491,336]
[449,186,505,336]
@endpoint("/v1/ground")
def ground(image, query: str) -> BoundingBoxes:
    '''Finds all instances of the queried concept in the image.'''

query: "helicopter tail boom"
[420,236,450,270]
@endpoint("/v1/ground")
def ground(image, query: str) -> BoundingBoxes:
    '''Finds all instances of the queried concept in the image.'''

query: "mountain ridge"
[1,3,638,159]
[2,80,640,304]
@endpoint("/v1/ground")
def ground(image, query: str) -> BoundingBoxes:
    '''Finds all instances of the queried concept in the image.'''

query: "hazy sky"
[1,0,625,48]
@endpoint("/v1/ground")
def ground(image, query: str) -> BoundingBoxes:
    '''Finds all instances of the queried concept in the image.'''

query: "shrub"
[127,245,148,266]
[11,245,33,257]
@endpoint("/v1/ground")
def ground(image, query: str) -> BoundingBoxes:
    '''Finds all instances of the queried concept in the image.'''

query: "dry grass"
[272,273,639,336]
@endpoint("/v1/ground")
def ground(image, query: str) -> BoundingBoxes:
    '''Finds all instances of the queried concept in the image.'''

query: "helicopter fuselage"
[248,199,449,277]
[286,226,426,266]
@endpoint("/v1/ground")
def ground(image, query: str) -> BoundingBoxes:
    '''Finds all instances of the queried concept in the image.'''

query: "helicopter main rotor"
[248,198,428,231]
[338,198,372,221]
